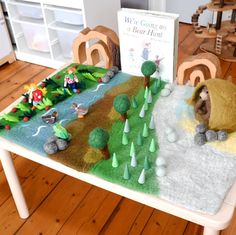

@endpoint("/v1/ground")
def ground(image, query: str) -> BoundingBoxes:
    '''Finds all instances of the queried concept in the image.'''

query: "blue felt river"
[1,72,132,156]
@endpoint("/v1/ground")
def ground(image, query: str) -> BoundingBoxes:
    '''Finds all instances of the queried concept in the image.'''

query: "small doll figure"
[31,89,43,105]
[64,67,79,93]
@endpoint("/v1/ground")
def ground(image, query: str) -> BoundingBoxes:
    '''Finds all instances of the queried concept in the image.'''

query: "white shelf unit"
[2,0,120,68]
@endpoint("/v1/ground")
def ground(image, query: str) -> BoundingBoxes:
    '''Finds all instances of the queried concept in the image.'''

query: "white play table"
[0,71,236,235]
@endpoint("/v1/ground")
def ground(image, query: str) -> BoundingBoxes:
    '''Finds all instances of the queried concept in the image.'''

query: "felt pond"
[1,65,236,215]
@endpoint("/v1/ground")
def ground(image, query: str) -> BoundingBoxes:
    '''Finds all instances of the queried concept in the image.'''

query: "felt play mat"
[1,64,236,215]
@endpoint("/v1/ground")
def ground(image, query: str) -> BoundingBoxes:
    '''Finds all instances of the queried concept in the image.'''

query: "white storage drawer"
[21,24,49,52]
[53,8,83,25]
[17,4,43,19]
[56,30,79,58]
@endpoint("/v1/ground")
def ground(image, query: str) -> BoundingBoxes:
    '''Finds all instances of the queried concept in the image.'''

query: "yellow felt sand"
[188,79,236,132]
[181,113,236,155]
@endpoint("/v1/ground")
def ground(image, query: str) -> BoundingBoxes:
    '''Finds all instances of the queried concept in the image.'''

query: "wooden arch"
[73,25,120,69]
[177,53,222,86]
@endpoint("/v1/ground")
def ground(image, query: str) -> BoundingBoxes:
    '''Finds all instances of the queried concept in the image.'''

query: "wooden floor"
[0,23,236,235]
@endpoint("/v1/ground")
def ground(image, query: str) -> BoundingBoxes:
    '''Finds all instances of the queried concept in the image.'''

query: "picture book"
[118,8,179,83]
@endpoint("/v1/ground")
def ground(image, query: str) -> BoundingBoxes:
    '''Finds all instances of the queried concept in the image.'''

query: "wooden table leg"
[203,227,220,235]
[0,149,29,219]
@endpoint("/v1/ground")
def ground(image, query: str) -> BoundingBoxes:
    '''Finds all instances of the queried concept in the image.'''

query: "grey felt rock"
[194,133,207,146]
[160,88,171,97]
[56,139,68,150]
[206,130,218,142]
[196,123,207,134]
[43,142,58,154]
[46,135,58,143]
[101,75,110,83]
[106,70,114,78]
[217,130,228,141]
[165,126,174,135]
[110,66,119,73]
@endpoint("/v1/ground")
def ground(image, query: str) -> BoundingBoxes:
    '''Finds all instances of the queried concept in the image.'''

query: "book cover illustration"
[118,9,179,83]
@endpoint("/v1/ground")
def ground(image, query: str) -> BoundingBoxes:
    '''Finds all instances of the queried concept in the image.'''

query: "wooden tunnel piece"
[177,53,222,86]
[73,25,120,69]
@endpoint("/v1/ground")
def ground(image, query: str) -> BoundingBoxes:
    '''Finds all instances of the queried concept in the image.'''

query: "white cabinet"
[2,0,120,68]
[0,3,15,65]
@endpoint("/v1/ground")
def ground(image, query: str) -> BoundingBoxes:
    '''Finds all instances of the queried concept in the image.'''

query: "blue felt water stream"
[1,72,132,156]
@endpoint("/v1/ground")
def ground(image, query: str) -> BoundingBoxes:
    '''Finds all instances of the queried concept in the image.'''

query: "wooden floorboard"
[0,23,236,235]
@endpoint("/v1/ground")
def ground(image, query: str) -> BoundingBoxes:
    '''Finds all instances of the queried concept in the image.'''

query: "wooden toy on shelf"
[73,25,120,69]
[177,53,222,86]
[191,0,236,62]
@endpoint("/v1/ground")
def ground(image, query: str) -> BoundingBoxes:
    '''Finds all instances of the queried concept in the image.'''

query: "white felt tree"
[147,90,152,104]
[130,153,137,167]
[124,119,130,133]
[149,115,155,129]
[139,104,145,118]
[138,169,145,184]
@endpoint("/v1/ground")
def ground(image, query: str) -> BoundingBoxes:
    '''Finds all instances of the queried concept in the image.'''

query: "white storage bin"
[21,24,49,52]
[54,8,83,25]
[57,30,79,58]
[17,4,43,19]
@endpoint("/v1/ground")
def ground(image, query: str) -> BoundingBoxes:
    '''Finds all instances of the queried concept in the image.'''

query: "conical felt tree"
[147,90,152,104]
[131,96,138,108]
[129,141,135,157]
[149,138,156,152]
[149,115,155,130]
[136,132,143,146]
[131,153,137,167]
[122,132,128,145]
[139,104,145,118]
[124,119,130,133]
[144,156,150,170]
[144,86,149,99]
[112,153,119,168]
[142,123,149,137]
[123,163,130,180]
[152,78,161,94]
[138,169,145,184]
[144,99,148,111]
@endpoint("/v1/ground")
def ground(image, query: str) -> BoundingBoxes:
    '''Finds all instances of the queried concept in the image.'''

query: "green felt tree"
[113,94,131,121]
[142,123,149,138]
[88,127,110,159]
[144,156,150,170]
[141,60,156,88]
[144,86,149,99]
[152,78,161,94]
[131,96,138,108]
[130,141,136,157]
[149,138,156,152]
[136,132,143,146]
[112,153,119,168]
[123,163,130,180]
[144,99,148,111]
[122,132,129,145]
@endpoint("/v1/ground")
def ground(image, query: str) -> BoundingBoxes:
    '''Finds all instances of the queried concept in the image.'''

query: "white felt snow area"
[153,85,236,215]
